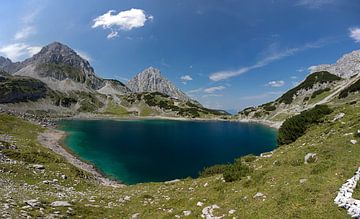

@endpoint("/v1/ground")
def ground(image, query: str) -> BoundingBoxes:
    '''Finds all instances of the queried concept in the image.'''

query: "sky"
[0,0,360,113]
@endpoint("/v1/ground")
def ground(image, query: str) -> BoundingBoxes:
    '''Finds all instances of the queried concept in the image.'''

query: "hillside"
[0,88,359,218]
[238,50,360,124]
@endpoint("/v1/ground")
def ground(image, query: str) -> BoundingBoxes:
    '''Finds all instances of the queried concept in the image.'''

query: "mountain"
[5,42,128,94]
[127,67,191,101]
[0,56,20,73]
[310,50,360,78]
[237,50,360,125]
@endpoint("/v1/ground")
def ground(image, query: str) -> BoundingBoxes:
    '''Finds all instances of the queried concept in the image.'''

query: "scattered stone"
[299,179,308,184]
[333,113,345,121]
[131,213,140,219]
[50,201,72,207]
[228,209,236,215]
[197,201,204,207]
[24,199,41,208]
[357,130,360,138]
[204,182,208,187]
[304,153,318,164]
[32,164,44,170]
[201,205,225,219]
[350,140,358,145]
[260,151,273,158]
[253,192,266,200]
[183,210,192,216]
[334,167,360,218]
[61,174,67,180]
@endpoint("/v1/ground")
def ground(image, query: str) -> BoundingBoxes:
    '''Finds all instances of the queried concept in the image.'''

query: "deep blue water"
[59,119,277,184]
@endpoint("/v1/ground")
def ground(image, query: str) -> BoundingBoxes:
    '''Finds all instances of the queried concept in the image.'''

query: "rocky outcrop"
[97,79,131,96]
[310,50,360,78]
[127,67,190,101]
[0,56,20,73]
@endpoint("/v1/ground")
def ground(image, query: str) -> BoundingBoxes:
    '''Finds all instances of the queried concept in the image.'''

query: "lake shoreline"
[38,128,124,187]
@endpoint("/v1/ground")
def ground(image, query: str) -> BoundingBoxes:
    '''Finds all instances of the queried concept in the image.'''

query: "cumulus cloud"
[14,26,36,40]
[268,80,285,87]
[0,43,41,61]
[92,8,153,39]
[240,91,283,100]
[349,27,360,43]
[204,86,225,94]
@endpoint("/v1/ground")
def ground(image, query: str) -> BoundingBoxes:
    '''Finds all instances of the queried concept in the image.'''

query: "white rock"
[197,201,204,207]
[299,179,308,184]
[350,140,358,145]
[228,209,236,215]
[183,210,192,216]
[304,153,317,164]
[50,201,72,207]
[165,179,181,184]
[333,113,345,121]
[253,192,266,200]
[25,199,41,208]
[201,205,225,219]
[131,213,140,219]
[32,164,44,170]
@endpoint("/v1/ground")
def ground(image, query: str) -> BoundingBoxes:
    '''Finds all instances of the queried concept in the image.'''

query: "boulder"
[25,199,41,208]
[32,164,44,170]
[50,201,72,207]
[333,113,345,121]
[350,140,358,145]
[304,153,317,164]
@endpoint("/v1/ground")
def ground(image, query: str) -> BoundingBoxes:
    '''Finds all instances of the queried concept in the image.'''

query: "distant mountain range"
[0,42,228,118]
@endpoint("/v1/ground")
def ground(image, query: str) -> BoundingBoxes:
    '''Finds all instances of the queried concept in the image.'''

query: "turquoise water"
[59,119,277,185]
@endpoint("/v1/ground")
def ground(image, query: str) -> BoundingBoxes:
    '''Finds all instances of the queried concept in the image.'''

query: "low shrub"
[277,105,333,145]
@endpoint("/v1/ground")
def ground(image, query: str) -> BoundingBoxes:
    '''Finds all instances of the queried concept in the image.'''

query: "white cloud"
[181,75,193,81]
[75,50,92,61]
[290,76,298,80]
[202,94,223,98]
[296,0,336,8]
[209,39,329,81]
[186,88,203,94]
[92,8,152,39]
[0,43,41,61]
[268,80,285,87]
[204,86,225,94]
[349,27,360,43]
[14,26,36,40]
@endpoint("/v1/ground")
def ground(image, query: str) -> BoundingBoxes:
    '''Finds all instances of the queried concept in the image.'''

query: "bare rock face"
[127,67,190,101]
[310,50,360,78]
[0,56,20,73]
[13,42,105,91]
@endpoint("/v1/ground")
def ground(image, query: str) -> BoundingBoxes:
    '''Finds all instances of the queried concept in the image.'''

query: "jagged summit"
[310,50,360,78]
[127,67,191,101]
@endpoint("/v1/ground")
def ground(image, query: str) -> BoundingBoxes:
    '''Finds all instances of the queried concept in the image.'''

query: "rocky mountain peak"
[310,50,360,78]
[127,67,191,101]
[0,56,20,73]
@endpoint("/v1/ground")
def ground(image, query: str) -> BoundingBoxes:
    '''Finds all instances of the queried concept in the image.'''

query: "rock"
[50,201,72,207]
[228,209,236,215]
[32,164,44,170]
[25,199,41,208]
[357,130,360,138]
[183,210,192,216]
[253,192,266,200]
[61,174,67,180]
[197,201,204,207]
[131,213,140,219]
[204,182,208,187]
[333,113,345,121]
[201,205,225,219]
[304,153,317,164]
[350,140,358,145]
[299,179,308,184]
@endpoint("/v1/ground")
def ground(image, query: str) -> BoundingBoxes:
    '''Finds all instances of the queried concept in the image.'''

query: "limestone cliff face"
[127,67,191,101]
[310,50,360,78]
[0,42,129,95]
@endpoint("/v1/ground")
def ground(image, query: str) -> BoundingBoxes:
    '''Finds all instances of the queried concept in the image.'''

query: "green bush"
[339,78,360,98]
[277,105,333,145]
[311,88,330,99]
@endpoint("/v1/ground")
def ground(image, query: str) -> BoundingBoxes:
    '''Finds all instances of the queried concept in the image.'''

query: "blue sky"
[1,0,360,112]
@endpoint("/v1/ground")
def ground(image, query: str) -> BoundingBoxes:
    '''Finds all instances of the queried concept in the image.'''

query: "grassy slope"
[1,97,360,218]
